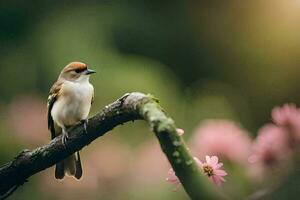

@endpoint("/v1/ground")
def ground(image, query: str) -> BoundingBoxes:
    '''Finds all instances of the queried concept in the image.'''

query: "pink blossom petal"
[166,168,180,185]
[209,156,219,166]
[214,169,227,176]
[211,175,222,186]
[205,155,211,164]
[214,162,223,169]
[219,176,226,182]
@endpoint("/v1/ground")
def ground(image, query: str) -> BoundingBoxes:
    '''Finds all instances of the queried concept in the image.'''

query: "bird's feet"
[62,129,69,149]
[81,119,89,134]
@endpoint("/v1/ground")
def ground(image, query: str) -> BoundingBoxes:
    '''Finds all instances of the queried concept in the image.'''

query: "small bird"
[47,61,95,179]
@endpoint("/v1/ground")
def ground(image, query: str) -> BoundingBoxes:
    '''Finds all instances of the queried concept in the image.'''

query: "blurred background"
[1,0,300,199]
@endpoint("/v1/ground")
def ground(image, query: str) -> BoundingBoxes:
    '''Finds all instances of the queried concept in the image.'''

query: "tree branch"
[0,92,216,200]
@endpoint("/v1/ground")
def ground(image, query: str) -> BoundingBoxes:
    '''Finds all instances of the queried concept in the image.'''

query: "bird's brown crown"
[63,62,87,73]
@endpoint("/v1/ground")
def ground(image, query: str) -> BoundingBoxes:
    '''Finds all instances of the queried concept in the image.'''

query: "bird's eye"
[75,69,81,73]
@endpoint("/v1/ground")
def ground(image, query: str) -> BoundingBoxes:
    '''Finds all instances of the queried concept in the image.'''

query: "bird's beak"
[85,69,96,75]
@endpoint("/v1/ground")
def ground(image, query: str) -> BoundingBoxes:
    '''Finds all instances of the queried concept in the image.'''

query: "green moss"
[146,93,160,103]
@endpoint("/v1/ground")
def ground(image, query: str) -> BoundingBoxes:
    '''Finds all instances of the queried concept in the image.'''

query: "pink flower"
[249,124,290,166]
[272,103,300,142]
[195,156,227,186]
[190,120,252,165]
[272,103,300,126]
[166,156,227,188]
[248,124,291,180]
[166,168,181,189]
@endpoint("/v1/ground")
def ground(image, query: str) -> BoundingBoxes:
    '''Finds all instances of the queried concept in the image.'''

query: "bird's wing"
[47,80,63,139]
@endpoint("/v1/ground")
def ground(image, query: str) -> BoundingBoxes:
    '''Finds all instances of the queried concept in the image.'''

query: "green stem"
[135,93,216,199]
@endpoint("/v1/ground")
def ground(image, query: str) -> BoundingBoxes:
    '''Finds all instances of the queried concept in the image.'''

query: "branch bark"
[0,92,216,200]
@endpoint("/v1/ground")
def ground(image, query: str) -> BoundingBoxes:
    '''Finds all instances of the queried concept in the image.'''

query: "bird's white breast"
[51,80,94,127]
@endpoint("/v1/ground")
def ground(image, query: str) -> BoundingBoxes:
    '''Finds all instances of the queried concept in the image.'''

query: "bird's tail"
[55,151,82,180]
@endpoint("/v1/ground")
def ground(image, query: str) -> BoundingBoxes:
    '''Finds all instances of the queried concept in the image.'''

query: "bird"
[47,61,96,180]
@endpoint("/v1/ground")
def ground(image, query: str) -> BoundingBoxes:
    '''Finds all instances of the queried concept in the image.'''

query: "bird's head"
[59,61,96,82]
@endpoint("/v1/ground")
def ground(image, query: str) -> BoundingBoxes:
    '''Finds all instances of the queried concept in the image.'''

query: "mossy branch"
[0,92,217,200]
